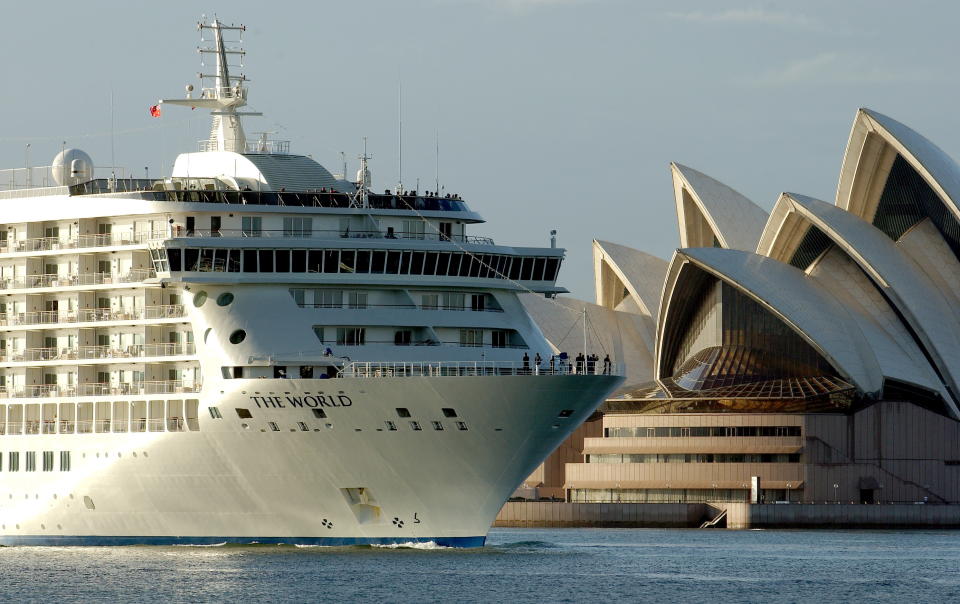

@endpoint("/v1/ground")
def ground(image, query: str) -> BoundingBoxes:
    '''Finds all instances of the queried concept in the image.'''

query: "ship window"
[533,258,546,280]
[193,290,208,307]
[25,451,36,472]
[492,330,508,348]
[468,256,482,278]
[323,250,339,273]
[433,252,448,275]
[298,422,309,432]
[395,407,411,418]
[558,409,574,418]
[198,248,215,271]
[42,451,53,472]
[275,250,290,272]
[268,421,280,432]
[227,249,241,272]
[283,217,312,238]
[312,409,327,419]
[410,421,422,431]
[456,421,468,431]
[208,406,222,419]
[423,252,438,276]
[300,365,314,378]
[233,367,243,379]
[59,451,71,471]
[520,257,533,281]
[243,249,258,272]
[431,421,444,431]
[242,216,262,237]
[167,248,182,271]
[545,258,560,281]
[410,251,425,275]
[307,250,323,273]
[385,420,398,431]
[8,452,19,471]
[274,366,287,378]
[508,257,521,280]
[386,250,401,274]
[371,250,386,274]
[336,327,365,345]
[442,408,458,418]
[258,250,274,272]
[446,254,460,276]
[459,329,483,347]
[340,250,356,273]
[355,250,371,273]
[216,292,234,306]
[184,248,199,271]
[229,329,246,344]
[236,408,252,419]
[347,291,368,309]
[394,330,412,346]
[312,326,325,343]
[398,250,411,274]
[292,249,307,272]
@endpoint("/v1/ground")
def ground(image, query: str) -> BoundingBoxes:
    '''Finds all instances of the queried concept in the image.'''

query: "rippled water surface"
[2,528,957,603]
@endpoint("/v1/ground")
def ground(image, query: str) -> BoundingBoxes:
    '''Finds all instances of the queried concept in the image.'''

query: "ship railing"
[0,231,167,254]
[293,302,505,313]
[69,186,471,213]
[0,381,201,399]
[0,269,156,291]
[171,228,495,245]
[1,343,195,362]
[337,361,625,378]
[243,139,290,154]
[0,305,184,327]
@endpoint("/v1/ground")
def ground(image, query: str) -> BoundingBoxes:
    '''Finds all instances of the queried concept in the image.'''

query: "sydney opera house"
[521,108,960,507]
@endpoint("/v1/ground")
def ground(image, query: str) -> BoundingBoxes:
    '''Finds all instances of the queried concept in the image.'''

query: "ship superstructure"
[0,19,621,546]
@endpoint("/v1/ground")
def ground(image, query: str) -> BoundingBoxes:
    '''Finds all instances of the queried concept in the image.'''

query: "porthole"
[217,292,234,306]
[193,291,208,307]
[204,327,212,343]
[229,329,246,344]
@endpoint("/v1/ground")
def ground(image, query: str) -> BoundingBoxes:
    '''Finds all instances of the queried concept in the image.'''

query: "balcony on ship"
[0,343,196,364]
[0,379,200,400]
[0,230,166,255]
[0,269,155,291]
[0,305,184,327]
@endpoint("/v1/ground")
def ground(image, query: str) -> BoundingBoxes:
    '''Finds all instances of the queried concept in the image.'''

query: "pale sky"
[0,0,956,300]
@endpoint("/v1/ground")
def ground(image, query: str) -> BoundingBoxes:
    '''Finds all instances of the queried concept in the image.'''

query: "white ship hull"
[0,374,618,546]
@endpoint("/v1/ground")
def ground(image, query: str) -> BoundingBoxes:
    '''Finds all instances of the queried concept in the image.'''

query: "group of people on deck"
[522,352,612,375]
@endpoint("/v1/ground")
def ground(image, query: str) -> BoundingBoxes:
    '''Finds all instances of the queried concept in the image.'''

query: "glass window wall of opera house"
[520,108,960,506]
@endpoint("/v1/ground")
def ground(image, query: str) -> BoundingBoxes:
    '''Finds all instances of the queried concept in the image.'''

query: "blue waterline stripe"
[0,535,486,548]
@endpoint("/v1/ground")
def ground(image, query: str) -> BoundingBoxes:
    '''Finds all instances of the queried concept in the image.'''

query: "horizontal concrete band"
[564,480,803,489]
[581,444,803,454]
[0,535,487,548]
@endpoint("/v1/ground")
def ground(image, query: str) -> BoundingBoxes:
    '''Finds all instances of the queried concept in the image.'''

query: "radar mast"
[158,18,262,152]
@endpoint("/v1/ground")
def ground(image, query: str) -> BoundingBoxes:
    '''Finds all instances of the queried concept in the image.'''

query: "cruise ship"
[0,19,621,546]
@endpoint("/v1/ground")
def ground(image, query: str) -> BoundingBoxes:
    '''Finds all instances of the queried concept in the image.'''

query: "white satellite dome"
[51,148,94,186]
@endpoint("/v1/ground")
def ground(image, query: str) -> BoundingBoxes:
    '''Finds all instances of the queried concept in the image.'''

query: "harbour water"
[1,527,956,602]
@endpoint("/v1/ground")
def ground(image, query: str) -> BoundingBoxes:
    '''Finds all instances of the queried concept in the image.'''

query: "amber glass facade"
[665,279,836,391]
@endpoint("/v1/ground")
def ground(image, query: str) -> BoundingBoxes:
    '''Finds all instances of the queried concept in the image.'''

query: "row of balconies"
[0,343,195,363]
[0,380,200,399]
[6,416,190,435]
[0,305,184,327]
[0,269,154,290]
[0,231,165,254]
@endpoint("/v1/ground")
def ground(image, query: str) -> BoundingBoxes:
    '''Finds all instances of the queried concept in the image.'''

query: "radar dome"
[51,148,94,186]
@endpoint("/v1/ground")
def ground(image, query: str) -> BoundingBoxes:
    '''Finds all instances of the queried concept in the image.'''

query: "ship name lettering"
[249,396,286,408]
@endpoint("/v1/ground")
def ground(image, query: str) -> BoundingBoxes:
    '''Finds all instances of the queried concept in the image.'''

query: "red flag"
[149,105,161,118]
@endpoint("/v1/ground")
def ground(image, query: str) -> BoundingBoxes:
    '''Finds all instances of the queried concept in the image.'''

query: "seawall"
[494,502,960,529]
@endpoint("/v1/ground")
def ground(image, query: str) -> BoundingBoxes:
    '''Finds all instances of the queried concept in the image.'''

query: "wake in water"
[171,542,228,548]
[370,541,450,550]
